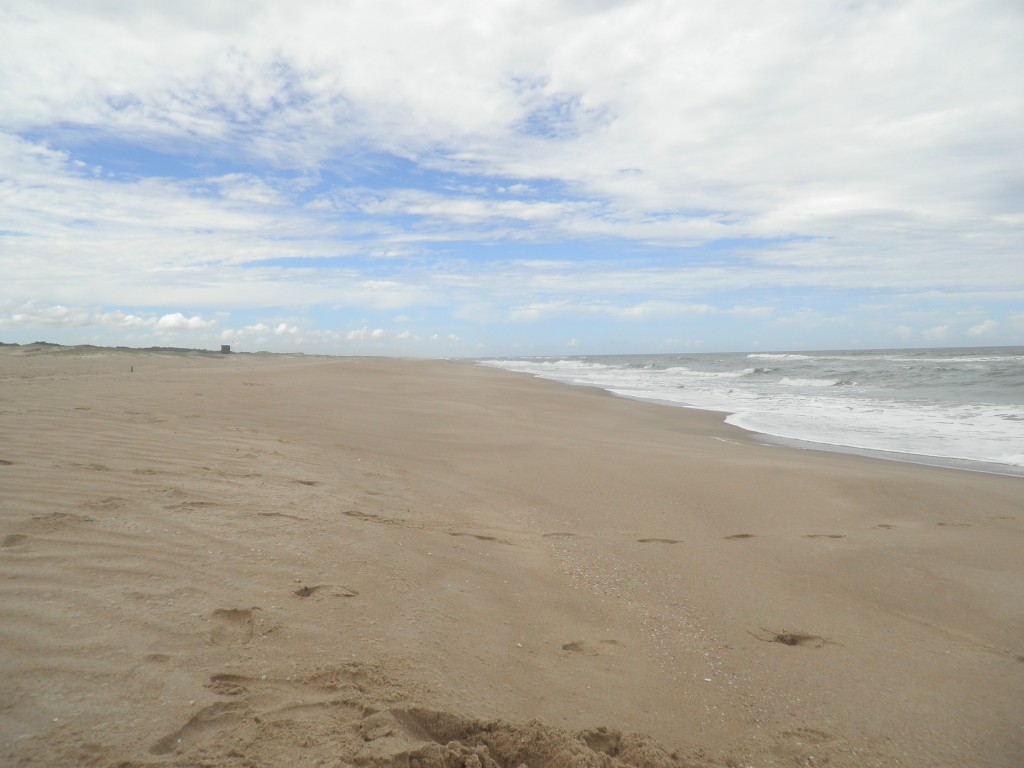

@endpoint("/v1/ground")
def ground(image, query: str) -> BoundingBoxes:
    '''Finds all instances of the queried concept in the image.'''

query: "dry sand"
[1,347,1022,768]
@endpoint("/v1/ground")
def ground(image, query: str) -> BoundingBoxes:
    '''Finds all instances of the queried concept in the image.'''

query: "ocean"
[479,347,1024,476]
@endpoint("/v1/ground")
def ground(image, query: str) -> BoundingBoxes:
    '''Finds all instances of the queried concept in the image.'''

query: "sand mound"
[382,710,687,768]
[144,705,693,768]
[17,693,697,768]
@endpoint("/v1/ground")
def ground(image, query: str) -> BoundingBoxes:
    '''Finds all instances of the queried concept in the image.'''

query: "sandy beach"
[1,347,1021,768]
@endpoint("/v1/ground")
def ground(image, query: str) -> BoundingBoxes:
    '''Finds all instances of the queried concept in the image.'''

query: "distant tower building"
[220,345,231,354]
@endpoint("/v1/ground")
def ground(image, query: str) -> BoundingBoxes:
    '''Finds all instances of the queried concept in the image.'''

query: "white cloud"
[0,303,91,328]
[429,333,460,343]
[97,310,151,328]
[346,327,376,341]
[892,325,914,341]
[1,1,1021,354]
[343,326,402,342]
[508,303,560,322]
[728,306,775,318]
[776,308,849,328]
[6,2,1020,229]
[968,319,999,337]
[156,312,215,330]
[607,301,713,320]
[205,174,290,206]
[221,320,301,342]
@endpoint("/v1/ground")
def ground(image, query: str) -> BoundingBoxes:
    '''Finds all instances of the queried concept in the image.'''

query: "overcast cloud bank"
[1,0,1022,354]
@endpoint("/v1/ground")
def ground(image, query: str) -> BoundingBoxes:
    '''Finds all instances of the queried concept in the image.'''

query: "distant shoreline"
[0,341,322,358]
[477,348,1024,479]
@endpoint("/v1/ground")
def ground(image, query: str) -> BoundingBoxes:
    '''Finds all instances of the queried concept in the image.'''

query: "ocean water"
[479,347,1024,476]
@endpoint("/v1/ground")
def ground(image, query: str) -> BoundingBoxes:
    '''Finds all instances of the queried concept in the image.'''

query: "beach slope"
[1,350,1021,767]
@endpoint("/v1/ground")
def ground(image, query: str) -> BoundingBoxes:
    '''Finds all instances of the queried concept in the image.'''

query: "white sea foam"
[480,347,1024,474]
[725,401,1024,468]
[778,377,850,387]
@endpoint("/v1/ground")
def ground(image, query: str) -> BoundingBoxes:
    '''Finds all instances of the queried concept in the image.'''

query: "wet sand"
[1,348,1022,767]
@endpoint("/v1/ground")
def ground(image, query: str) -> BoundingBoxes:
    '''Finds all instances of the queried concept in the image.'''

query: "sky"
[1,0,1022,357]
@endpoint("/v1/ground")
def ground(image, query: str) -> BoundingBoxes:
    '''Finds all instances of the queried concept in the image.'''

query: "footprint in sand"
[345,509,405,527]
[725,533,756,540]
[166,501,215,512]
[293,584,359,598]
[207,673,250,696]
[150,701,248,755]
[755,628,828,649]
[258,511,305,521]
[83,496,128,511]
[30,512,94,530]
[561,639,619,654]
[771,727,835,763]
[0,459,13,466]
[210,608,260,645]
[774,633,826,648]
[805,534,845,539]
[448,532,501,542]
[2,533,30,548]
[637,538,680,544]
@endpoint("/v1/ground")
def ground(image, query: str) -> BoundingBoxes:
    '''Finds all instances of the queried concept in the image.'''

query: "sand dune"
[1,348,1022,767]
